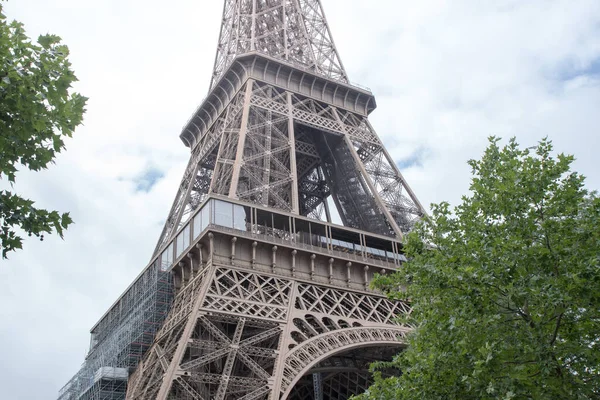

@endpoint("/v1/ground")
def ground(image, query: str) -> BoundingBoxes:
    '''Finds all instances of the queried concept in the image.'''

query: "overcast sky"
[1,0,599,399]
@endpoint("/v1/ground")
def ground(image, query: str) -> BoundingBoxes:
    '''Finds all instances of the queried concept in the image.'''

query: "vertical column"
[250,0,257,51]
[261,107,273,206]
[270,281,299,399]
[287,92,300,214]
[313,372,324,400]
[283,0,289,61]
[323,190,332,223]
[228,79,255,197]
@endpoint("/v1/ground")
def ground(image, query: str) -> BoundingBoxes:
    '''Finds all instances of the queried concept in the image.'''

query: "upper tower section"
[210,0,348,89]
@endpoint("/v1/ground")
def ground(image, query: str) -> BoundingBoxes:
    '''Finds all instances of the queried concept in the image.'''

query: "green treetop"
[359,137,599,399]
[0,3,87,259]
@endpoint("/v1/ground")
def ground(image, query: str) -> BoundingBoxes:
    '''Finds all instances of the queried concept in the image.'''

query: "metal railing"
[209,224,398,270]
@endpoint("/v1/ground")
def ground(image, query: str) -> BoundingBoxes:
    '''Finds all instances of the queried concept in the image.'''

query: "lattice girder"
[211,0,348,89]
[61,1,431,400]
[127,244,411,400]
[155,74,425,253]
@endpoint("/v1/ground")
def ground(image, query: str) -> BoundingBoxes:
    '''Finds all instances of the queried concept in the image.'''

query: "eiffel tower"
[57,1,426,400]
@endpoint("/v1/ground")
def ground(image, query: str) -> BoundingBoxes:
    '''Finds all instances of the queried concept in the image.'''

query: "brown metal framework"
[154,3,426,254]
[58,1,425,400]
[210,0,348,89]
[127,214,412,400]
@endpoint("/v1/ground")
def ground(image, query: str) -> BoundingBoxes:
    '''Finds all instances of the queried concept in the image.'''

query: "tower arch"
[279,326,408,399]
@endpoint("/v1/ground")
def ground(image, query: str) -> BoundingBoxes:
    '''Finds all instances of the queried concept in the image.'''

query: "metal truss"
[294,283,412,326]
[150,0,427,255]
[126,256,410,400]
[203,267,294,320]
[60,1,428,400]
[154,77,426,253]
[153,89,246,255]
[128,285,283,399]
[211,0,348,89]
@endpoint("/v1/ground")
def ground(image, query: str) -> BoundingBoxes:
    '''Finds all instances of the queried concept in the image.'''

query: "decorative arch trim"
[280,326,409,399]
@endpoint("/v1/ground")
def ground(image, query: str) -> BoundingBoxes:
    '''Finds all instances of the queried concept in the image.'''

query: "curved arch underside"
[285,345,404,400]
[281,326,407,399]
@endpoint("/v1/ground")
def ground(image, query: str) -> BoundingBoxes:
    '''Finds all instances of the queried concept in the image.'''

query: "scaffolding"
[57,261,173,400]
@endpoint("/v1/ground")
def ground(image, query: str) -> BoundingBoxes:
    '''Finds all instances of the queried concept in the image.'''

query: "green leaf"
[358,138,600,400]
[0,6,84,258]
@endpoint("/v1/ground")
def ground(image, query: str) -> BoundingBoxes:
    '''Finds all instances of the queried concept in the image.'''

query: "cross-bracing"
[58,1,425,399]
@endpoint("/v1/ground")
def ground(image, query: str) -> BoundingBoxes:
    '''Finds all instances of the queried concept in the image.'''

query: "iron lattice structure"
[58,1,425,400]
[154,0,425,255]
[210,0,348,89]
[127,221,413,400]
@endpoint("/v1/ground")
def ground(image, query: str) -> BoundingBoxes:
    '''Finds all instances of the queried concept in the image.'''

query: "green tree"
[0,3,86,258]
[359,138,599,399]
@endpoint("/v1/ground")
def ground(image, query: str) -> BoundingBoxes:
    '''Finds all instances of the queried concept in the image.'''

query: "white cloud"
[0,0,599,398]
[325,0,600,207]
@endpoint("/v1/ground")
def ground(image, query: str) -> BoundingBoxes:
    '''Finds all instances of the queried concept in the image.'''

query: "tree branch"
[550,312,563,346]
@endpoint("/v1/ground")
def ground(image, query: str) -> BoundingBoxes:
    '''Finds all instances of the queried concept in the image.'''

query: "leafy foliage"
[359,138,599,399]
[0,3,85,258]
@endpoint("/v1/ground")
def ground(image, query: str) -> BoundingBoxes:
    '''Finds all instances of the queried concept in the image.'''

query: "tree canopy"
[360,137,599,399]
[0,3,86,258]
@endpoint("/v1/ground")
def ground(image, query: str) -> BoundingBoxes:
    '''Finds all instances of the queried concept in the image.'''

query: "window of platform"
[210,199,248,231]
[160,242,174,271]
[175,224,191,259]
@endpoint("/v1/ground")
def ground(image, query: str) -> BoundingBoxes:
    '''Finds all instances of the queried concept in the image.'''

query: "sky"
[1,0,599,398]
